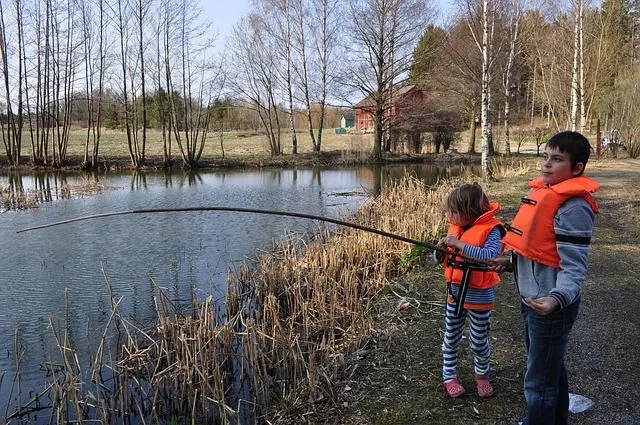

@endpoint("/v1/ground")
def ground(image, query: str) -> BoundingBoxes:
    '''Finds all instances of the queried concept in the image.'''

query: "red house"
[354,85,425,131]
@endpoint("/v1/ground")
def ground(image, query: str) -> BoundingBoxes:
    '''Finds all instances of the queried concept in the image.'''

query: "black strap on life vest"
[520,196,537,205]
[504,223,523,236]
[447,259,489,317]
[503,197,536,237]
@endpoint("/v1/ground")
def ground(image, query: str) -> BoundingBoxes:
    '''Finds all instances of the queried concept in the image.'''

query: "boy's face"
[541,146,584,186]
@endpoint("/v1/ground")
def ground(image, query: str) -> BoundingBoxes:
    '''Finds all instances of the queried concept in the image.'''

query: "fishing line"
[16,206,488,264]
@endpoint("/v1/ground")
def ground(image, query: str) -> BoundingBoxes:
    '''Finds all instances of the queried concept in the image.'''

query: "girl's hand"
[440,235,464,251]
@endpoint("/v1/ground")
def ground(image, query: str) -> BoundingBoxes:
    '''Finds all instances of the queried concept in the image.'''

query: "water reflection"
[0,172,110,211]
[1,163,475,212]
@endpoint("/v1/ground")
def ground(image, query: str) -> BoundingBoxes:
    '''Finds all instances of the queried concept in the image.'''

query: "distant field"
[13,126,558,162]
[16,128,376,160]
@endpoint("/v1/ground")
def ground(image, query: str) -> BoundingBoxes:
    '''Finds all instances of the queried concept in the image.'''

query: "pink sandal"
[443,379,465,398]
[476,376,494,398]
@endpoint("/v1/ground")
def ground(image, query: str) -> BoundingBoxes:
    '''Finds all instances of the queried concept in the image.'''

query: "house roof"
[342,111,355,119]
[354,84,419,109]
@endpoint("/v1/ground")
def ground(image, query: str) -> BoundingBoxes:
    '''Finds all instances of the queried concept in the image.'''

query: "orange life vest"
[443,202,504,290]
[503,176,599,268]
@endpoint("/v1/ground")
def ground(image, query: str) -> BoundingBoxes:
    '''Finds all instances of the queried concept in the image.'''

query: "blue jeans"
[521,299,580,425]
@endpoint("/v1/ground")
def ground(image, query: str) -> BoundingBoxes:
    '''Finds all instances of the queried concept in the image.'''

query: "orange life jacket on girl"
[443,202,504,290]
[503,176,599,268]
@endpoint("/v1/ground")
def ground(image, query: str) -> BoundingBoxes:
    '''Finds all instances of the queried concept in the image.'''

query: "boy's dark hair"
[446,183,490,222]
[546,131,591,173]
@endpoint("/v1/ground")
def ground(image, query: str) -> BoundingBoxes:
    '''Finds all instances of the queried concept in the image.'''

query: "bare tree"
[253,0,299,154]
[285,0,298,154]
[45,0,80,167]
[346,0,433,160]
[502,0,521,156]
[164,0,222,168]
[292,0,318,151]
[79,0,108,168]
[136,0,151,164]
[464,0,501,174]
[157,0,179,166]
[229,15,283,156]
[0,0,20,164]
[570,0,583,131]
[308,0,341,152]
[114,0,138,166]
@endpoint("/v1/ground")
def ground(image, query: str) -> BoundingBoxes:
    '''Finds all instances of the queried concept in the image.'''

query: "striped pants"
[442,301,492,382]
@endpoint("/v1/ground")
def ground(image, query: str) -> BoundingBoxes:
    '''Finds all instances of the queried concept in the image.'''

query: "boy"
[491,131,599,425]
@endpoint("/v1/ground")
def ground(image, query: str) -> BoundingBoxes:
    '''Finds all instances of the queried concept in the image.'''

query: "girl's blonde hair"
[446,183,490,222]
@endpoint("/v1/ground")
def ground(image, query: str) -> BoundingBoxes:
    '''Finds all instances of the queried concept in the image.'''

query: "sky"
[202,0,455,52]
[203,0,252,51]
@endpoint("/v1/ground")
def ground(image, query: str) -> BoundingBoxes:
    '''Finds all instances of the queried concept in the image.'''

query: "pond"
[0,162,476,421]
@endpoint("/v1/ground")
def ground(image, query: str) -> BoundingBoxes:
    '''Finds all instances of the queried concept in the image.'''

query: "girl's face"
[449,212,473,227]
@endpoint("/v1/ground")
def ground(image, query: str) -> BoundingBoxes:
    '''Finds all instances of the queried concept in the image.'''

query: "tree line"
[1,0,639,170]
[410,0,640,169]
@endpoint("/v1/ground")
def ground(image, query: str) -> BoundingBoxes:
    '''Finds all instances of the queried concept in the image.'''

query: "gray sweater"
[513,197,596,310]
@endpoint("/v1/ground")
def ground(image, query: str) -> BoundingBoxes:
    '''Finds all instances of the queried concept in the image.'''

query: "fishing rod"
[16,206,489,265]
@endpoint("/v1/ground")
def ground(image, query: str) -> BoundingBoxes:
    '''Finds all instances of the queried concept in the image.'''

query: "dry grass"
[490,157,538,178]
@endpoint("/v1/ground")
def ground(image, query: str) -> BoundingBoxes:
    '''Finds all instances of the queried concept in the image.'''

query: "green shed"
[340,112,355,129]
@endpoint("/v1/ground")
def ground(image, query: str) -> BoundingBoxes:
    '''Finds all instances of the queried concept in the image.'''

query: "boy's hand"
[524,297,560,315]
[488,256,512,273]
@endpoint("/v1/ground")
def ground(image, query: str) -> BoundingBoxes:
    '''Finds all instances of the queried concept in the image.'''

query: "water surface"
[0,162,474,416]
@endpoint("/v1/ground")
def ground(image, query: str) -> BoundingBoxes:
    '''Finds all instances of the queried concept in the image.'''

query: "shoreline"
[0,150,485,173]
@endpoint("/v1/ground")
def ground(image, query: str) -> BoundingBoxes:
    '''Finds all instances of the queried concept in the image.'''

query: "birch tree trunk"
[294,0,318,151]
[578,0,586,132]
[570,0,581,131]
[503,0,520,156]
[14,0,24,163]
[0,0,19,164]
[137,0,148,164]
[480,0,491,176]
[116,0,136,167]
[311,0,335,153]
[284,0,298,154]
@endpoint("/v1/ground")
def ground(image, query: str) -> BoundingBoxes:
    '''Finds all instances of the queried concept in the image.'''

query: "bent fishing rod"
[16,206,489,265]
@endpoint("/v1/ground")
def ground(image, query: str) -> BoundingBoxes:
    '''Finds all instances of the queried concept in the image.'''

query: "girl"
[435,183,504,398]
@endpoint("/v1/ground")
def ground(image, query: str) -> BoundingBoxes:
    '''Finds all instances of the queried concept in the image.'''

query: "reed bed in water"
[5,176,498,424]
[0,178,104,211]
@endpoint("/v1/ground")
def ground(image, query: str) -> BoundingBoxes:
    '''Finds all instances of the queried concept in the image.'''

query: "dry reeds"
[0,185,40,210]
[490,157,538,178]
[0,178,104,211]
